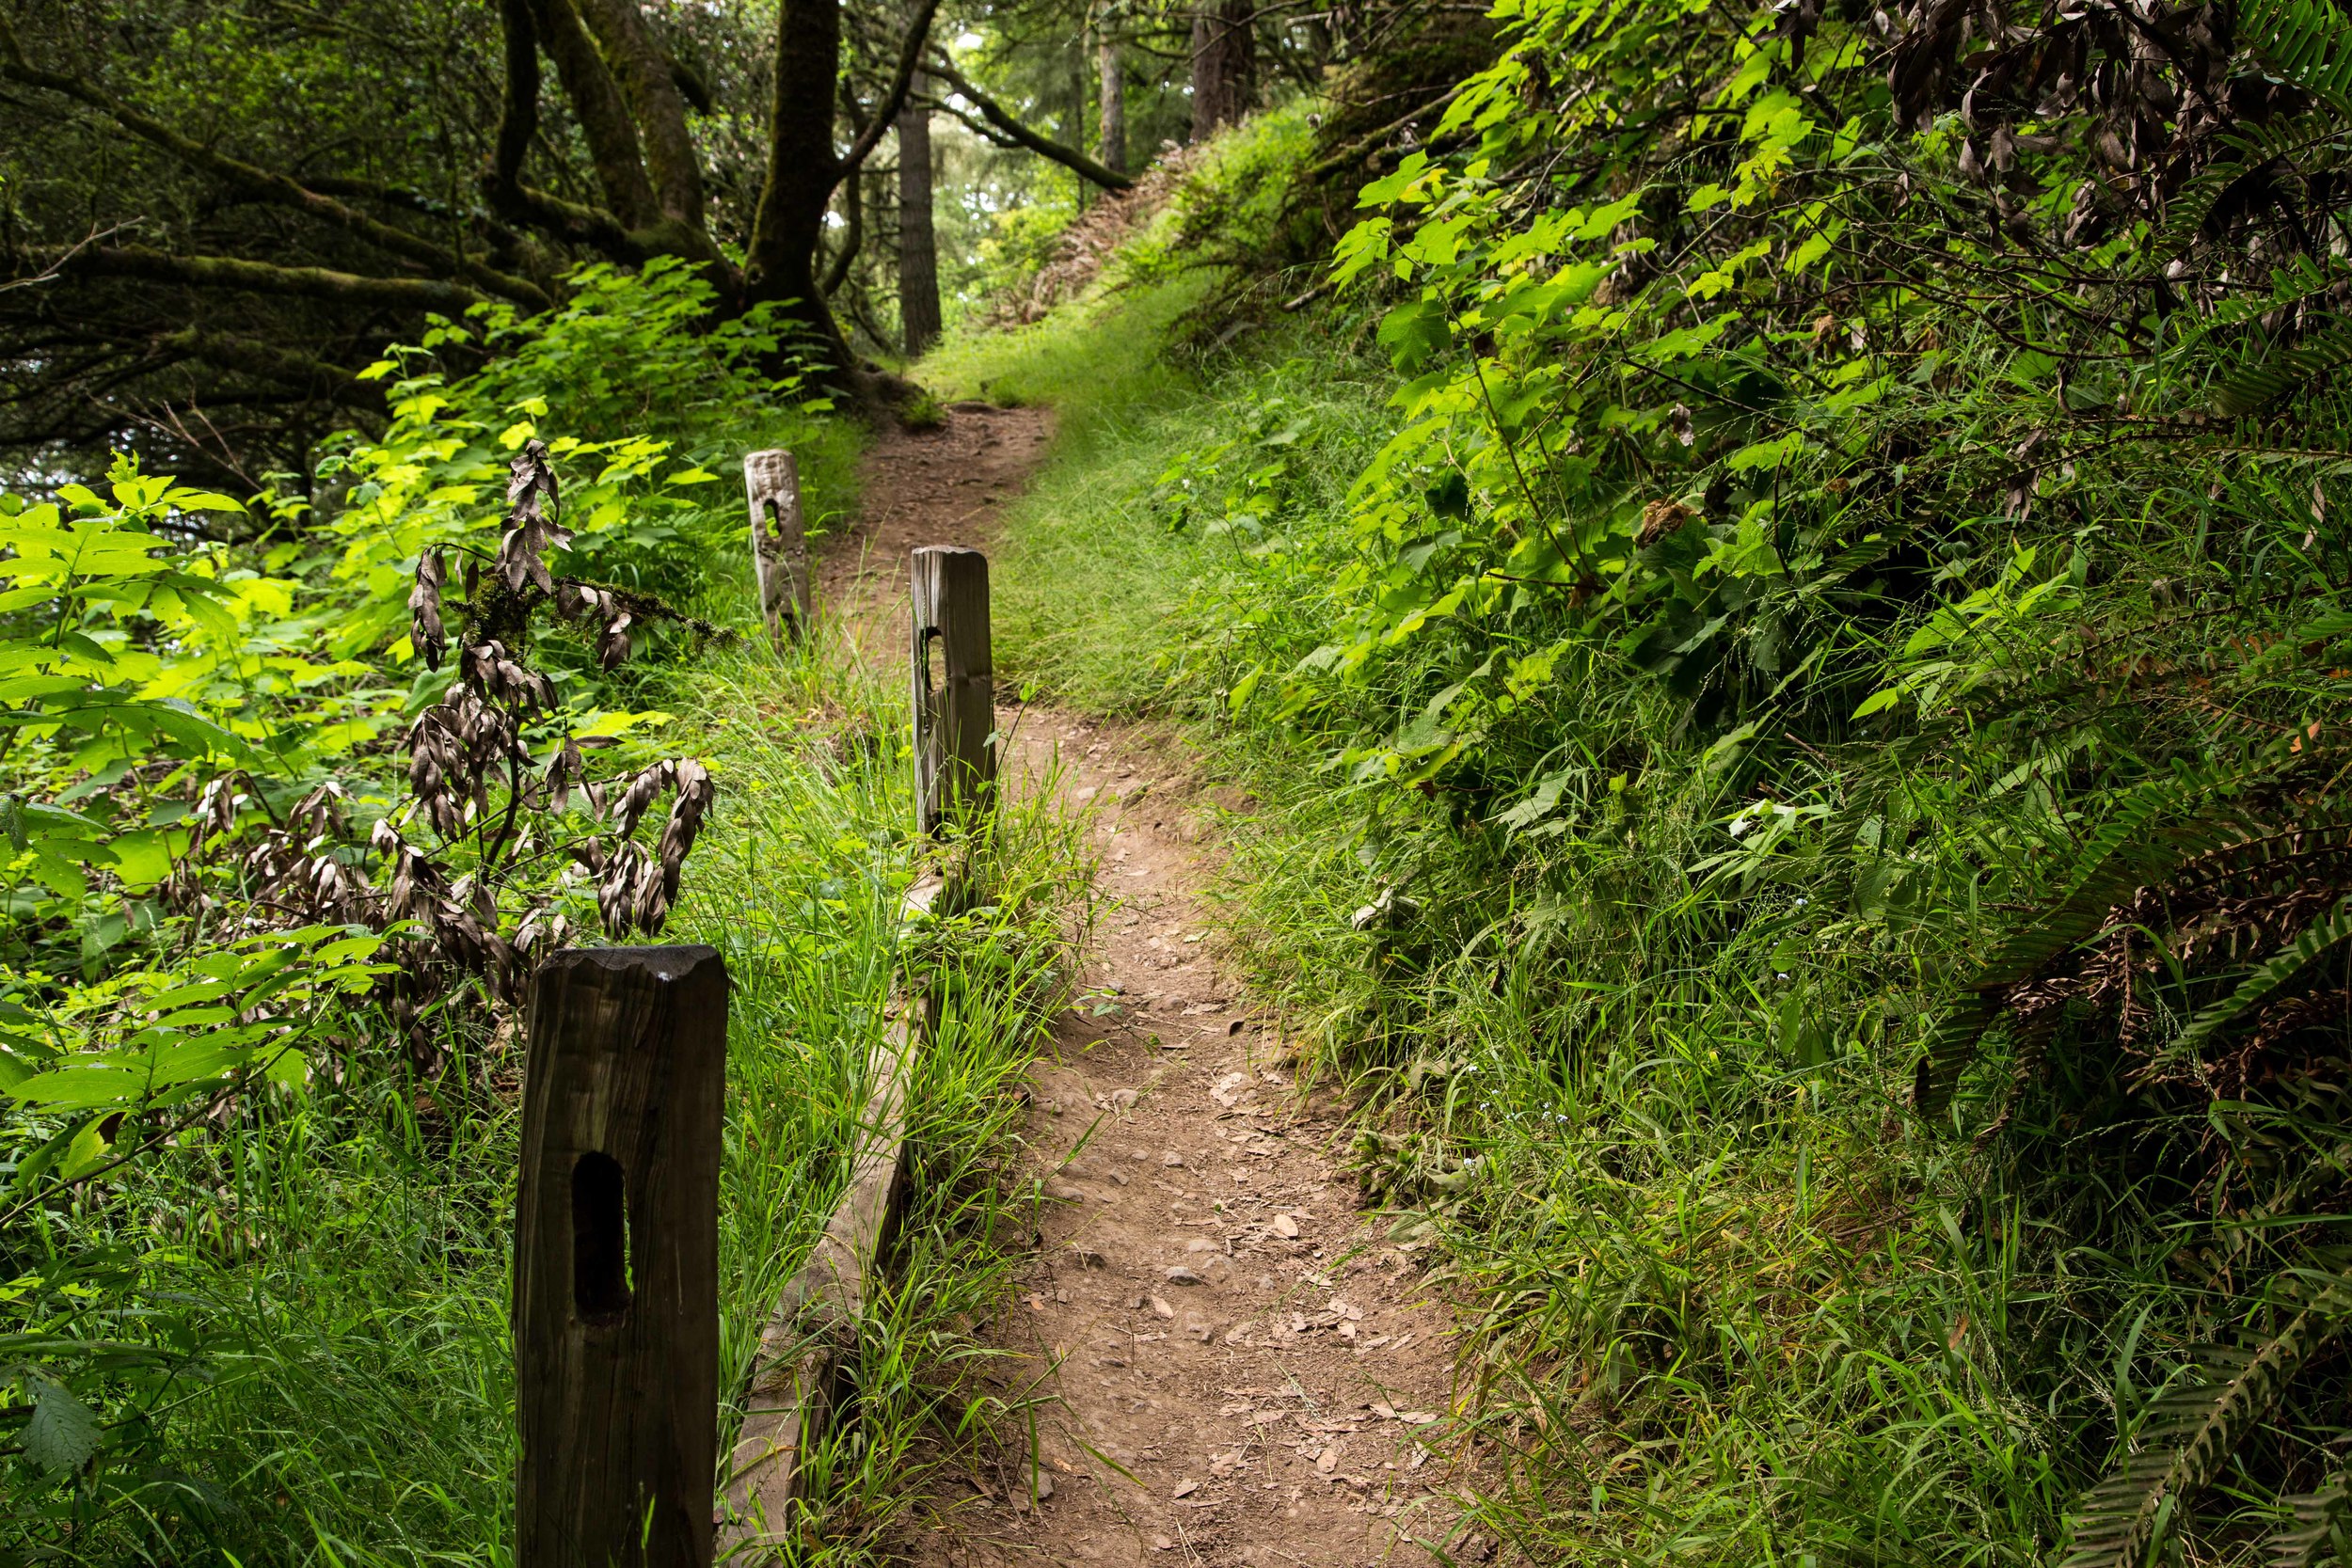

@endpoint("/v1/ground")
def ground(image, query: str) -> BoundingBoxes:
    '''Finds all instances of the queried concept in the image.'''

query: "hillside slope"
[918,13,2352,1560]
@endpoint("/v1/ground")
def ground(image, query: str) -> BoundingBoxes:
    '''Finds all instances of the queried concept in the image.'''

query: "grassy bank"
[915,56,2352,1561]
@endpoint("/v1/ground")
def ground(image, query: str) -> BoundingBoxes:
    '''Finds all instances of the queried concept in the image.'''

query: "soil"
[822,404,1464,1568]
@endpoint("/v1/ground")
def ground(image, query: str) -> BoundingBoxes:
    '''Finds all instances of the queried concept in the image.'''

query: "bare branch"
[923,55,1136,192]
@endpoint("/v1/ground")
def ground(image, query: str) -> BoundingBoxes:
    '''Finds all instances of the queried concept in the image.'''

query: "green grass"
[922,272,1215,446]
[923,277,1393,716]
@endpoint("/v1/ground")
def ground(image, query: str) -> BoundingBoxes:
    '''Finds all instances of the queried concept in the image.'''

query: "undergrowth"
[936,13,2352,1559]
[2,261,1087,1562]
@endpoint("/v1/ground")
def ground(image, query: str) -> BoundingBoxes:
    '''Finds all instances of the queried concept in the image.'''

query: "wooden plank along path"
[722,535,995,1550]
[721,863,955,1543]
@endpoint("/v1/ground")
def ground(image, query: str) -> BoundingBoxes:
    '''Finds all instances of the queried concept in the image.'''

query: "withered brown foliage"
[175,441,723,1072]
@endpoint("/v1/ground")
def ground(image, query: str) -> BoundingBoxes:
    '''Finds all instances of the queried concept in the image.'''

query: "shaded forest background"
[0,0,1419,489]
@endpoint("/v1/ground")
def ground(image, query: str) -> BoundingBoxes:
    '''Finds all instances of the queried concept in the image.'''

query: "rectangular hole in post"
[572,1150,631,1325]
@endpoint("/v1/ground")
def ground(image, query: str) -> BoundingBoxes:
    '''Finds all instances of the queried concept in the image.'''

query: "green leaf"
[23,1379,103,1475]
[1851,686,1901,718]
[1376,298,1453,373]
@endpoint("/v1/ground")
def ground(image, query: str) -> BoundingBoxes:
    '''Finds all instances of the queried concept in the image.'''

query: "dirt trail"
[823,404,1460,1568]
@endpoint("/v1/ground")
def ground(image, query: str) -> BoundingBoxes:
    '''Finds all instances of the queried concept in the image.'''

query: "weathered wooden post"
[516,945,728,1568]
[910,545,994,837]
[743,450,809,642]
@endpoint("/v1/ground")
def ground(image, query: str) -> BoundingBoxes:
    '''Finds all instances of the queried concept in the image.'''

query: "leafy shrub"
[0,261,842,1551]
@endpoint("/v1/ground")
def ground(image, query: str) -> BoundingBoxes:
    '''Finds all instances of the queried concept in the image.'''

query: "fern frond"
[2167,894,2352,1063]
[1914,993,2006,1119]
[2214,321,2352,417]
[2273,1464,2352,1566]
[2172,821,2352,899]
[2062,1278,2352,1568]
[2163,115,2352,256]
[2244,0,2352,116]
[1913,766,2257,1118]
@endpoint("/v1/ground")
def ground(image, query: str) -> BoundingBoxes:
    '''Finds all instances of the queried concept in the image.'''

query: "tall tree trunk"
[745,0,852,365]
[524,0,663,230]
[491,0,539,201]
[1097,27,1126,176]
[744,0,937,378]
[1069,31,1089,208]
[573,0,707,237]
[897,70,941,358]
[1189,0,1254,140]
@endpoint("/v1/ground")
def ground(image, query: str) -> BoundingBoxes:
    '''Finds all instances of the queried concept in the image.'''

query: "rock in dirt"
[1271,1212,1300,1238]
[1166,1265,1205,1286]
[1149,1294,1175,1319]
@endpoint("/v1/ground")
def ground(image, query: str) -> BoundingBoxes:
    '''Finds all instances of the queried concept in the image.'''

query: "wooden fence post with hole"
[744,450,809,642]
[516,945,728,1568]
[910,546,994,836]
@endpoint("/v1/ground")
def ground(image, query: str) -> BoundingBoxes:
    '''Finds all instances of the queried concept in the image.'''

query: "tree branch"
[24,245,489,311]
[923,55,1136,191]
[839,0,944,177]
[0,21,548,309]
[154,326,388,411]
[1302,83,1467,188]
[299,175,460,221]
[504,184,645,256]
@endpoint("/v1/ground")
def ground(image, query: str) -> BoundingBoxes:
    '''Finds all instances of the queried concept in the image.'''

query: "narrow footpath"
[823,403,1462,1568]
